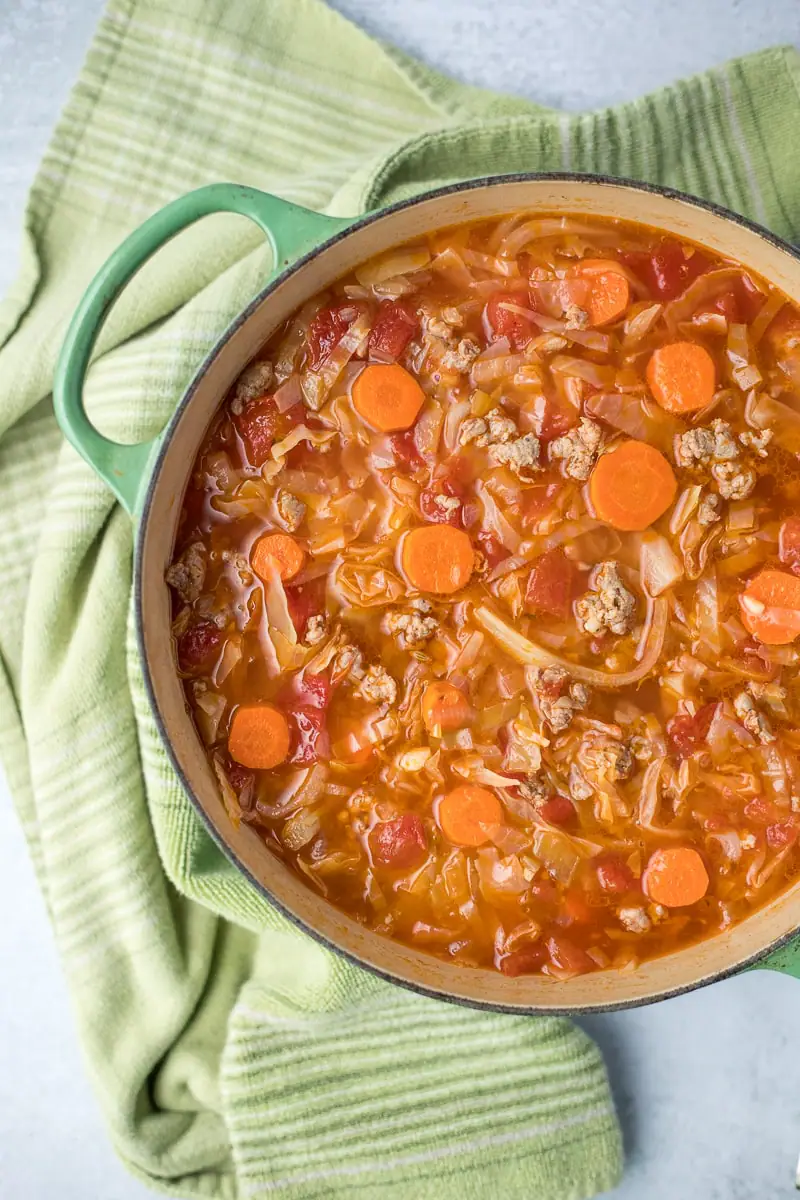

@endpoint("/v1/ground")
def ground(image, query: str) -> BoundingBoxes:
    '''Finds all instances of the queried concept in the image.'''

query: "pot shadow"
[575,1011,639,1162]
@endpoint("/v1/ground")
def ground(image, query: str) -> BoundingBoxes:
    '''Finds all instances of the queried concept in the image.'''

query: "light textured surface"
[2,2,800,1199]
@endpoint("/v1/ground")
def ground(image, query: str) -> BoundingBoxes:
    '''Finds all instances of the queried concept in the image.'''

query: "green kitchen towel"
[3,1,800,1196]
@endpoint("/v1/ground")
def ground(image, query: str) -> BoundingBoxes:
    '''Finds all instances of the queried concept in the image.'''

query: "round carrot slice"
[251,533,305,582]
[739,568,800,645]
[588,440,677,531]
[401,525,474,594]
[352,363,425,432]
[577,259,630,326]
[438,785,503,847]
[228,703,290,769]
[646,341,716,413]
[643,846,709,907]
[421,681,472,733]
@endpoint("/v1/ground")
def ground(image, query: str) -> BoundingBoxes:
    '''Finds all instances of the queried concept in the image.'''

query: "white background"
[2,2,800,1198]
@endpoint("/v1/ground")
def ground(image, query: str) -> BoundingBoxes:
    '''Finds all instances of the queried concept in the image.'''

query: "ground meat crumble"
[576,561,636,637]
[549,418,603,481]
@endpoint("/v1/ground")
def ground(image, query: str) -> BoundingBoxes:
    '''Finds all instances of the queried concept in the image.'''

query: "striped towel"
[3,0,799,1194]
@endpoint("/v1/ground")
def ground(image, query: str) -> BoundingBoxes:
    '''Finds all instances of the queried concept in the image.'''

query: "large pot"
[54,174,800,1011]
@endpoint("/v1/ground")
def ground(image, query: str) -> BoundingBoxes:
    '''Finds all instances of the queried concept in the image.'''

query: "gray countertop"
[2,2,800,1197]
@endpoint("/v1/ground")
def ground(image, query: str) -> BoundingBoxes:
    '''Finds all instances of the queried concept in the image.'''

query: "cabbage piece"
[640,532,683,597]
[195,690,226,745]
[475,481,522,552]
[476,848,529,900]
[281,808,321,851]
[533,829,580,884]
[212,755,242,829]
[664,269,757,330]
[261,560,304,672]
[334,561,405,608]
[355,246,430,286]
[746,389,800,453]
[694,568,722,656]
[262,425,336,482]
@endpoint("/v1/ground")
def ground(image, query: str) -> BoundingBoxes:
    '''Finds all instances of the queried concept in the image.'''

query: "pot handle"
[753,936,800,980]
[53,183,353,513]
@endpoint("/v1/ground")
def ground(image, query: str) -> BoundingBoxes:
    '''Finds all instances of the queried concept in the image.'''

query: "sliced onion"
[497,217,604,259]
[640,532,683,597]
[473,599,668,688]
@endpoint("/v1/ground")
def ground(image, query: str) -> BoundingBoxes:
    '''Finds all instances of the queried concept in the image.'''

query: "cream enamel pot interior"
[54,174,800,1011]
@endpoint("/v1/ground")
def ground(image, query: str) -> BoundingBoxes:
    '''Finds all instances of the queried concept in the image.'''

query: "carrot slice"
[252,533,305,582]
[438,785,503,847]
[577,259,630,326]
[421,681,472,733]
[588,440,677,531]
[739,568,800,645]
[228,703,290,769]
[646,341,716,412]
[643,846,709,907]
[401,525,474,594]
[352,363,425,432]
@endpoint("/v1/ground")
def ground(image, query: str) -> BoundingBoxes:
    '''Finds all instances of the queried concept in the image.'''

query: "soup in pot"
[166,211,800,978]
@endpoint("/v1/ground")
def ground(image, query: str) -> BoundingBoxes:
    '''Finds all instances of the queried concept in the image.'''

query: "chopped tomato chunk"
[419,476,463,526]
[666,702,718,759]
[177,619,223,673]
[307,301,361,370]
[499,945,546,976]
[234,396,278,467]
[476,531,508,569]
[767,820,799,849]
[538,795,575,825]
[621,239,710,301]
[286,705,329,765]
[372,813,427,869]
[369,300,419,361]
[546,935,596,976]
[486,290,535,349]
[524,547,576,619]
[285,577,326,638]
[390,430,424,470]
[596,856,635,894]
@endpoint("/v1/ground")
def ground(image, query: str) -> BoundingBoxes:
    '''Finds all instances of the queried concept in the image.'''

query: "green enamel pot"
[53,175,800,1012]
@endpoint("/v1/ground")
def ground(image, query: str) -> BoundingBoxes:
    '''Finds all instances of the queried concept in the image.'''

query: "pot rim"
[135,171,800,1012]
